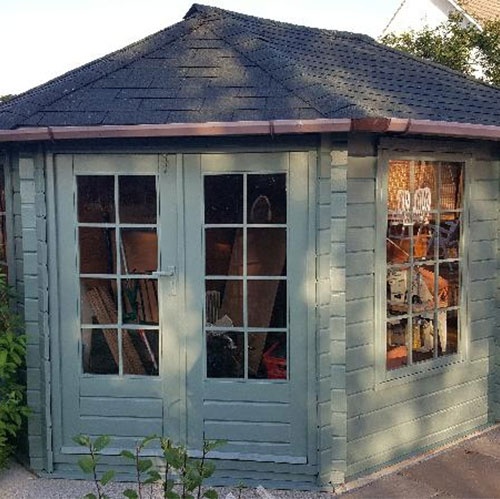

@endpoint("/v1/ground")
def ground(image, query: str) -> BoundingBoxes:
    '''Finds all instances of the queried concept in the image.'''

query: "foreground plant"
[0,275,29,468]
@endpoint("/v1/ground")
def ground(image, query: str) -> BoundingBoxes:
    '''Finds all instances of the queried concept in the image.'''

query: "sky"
[0,0,401,96]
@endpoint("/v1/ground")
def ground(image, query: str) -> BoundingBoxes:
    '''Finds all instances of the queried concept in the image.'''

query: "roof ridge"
[0,12,211,128]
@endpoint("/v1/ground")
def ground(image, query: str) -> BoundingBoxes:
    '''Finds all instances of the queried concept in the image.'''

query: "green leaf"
[72,434,90,447]
[147,469,162,481]
[84,494,97,499]
[137,458,153,473]
[203,490,218,499]
[123,489,138,499]
[100,469,115,486]
[120,450,135,460]
[77,456,95,474]
[93,435,111,452]
[166,492,180,499]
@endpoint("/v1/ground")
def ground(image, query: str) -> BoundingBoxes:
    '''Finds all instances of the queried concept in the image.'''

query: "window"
[204,173,288,380]
[0,164,8,279]
[384,160,464,371]
[77,175,159,376]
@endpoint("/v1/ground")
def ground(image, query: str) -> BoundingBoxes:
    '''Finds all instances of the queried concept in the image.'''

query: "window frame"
[375,150,471,385]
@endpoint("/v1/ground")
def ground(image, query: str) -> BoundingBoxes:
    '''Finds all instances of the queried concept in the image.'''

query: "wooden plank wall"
[345,138,499,478]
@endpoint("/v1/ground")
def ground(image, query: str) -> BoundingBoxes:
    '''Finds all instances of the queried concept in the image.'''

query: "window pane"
[247,280,287,328]
[0,214,6,262]
[122,279,158,325]
[119,176,156,224]
[412,315,435,364]
[248,332,287,379]
[387,319,409,370]
[247,228,287,276]
[79,228,116,274]
[82,329,119,374]
[205,280,243,327]
[0,165,5,212]
[414,161,437,210]
[387,220,410,265]
[247,174,286,224]
[387,267,410,317]
[81,279,118,325]
[207,331,243,378]
[439,213,460,259]
[205,228,243,276]
[412,265,436,313]
[122,330,159,376]
[121,228,157,274]
[438,309,458,356]
[77,176,115,223]
[439,262,460,307]
[413,217,436,262]
[387,160,410,212]
[204,175,243,224]
[440,162,463,211]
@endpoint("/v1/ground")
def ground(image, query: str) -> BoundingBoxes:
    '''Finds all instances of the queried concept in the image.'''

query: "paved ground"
[1,426,500,498]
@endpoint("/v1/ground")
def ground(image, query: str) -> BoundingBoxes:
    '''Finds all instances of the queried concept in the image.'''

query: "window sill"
[375,353,465,390]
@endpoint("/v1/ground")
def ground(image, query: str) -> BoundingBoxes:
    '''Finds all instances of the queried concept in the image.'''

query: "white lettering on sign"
[396,188,432,225]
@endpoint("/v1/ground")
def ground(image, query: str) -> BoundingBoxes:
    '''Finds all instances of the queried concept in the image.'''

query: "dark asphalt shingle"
[3,3,500,129]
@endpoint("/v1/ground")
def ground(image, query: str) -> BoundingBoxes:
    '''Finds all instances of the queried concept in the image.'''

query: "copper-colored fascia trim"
[1,117,500,142]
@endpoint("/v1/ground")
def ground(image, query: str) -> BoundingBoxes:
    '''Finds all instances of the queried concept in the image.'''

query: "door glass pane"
[119,176,157,224]
[439,262,460,307]
[387,160,410,212]
[204,175,243,224]
[77,176,115,223]
[247,174,286,224]
[122,330,159,376]
[120,228,157,274]
[79,228,116,274]
[82,329,119,374]
[412,265,436,313]
[412,315,435,363]
[413,216,436,262]
[414,161,438,210]
[438,309,458,356]
[247,228,287,276]
[207,331,244,378]
[248,332,287,379]
[80,279,118,325]
[122,279,159,325]
[440,162,463,211]
[205,280,243,327]
[387,318,409,370]
[247,280,287,328]
[387,220,410,265]
[205,228,243,276]
[439,213,460,259]
[387,267,410,317]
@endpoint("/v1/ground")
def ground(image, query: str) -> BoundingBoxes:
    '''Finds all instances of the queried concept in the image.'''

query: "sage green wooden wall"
[345,136,500,479]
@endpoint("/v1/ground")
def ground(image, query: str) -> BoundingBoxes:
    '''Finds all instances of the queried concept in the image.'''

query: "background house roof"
[2,3,500,130]
[460,0,500,22]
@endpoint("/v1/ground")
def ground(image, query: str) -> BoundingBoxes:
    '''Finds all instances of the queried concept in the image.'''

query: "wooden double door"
[52,152,315,465]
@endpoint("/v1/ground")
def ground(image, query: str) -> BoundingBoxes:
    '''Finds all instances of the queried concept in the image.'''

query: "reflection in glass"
[414,161,437,210]
[207,331,243,378]
[387,319,409,370]
[412,315,435,363]
[119,176,157,224]
[120,229,157,274]
[438,309,458,356]
[80,279,118,325]
[387,267,409,317]
[205,280,243,327]
[247,174,286,224]
[77,176,115,223]
[413,218,436,262]
[247,280,287,328]
[122,330,159,376]
[440,162,463,211]
[438,214,460,259]
[386,221,410,265]
[387,160,410,212]
[79,228,116,274]
[204,175,243,224]
[412,265,436,313]
[439,262,460,307]
[205,229,243,276]
[122,279,158,325]
[248,332,287,379]
[81,329,119,374]
[247,229,287,276]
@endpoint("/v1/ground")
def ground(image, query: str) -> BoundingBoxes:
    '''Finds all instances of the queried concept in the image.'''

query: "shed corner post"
[317,134,348,489]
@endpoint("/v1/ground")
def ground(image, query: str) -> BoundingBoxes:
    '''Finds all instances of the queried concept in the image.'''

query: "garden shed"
[1,3,500,490]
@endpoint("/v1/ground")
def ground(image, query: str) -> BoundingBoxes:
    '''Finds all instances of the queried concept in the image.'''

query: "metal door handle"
[152,266,176,278]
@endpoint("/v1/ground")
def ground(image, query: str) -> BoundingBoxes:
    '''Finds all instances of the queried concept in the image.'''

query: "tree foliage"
[381,12,500,86]
[0,95,15,103]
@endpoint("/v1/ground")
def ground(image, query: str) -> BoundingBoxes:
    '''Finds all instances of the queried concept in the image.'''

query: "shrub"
[0,275,29,468]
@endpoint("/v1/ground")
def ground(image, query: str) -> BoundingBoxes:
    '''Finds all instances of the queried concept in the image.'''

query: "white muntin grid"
[386,160,463,368]
[203,172,289,381]
[76,173,160,377]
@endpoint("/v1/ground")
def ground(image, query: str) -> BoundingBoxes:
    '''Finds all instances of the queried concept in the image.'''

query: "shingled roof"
[2,3,500,130]
[460,0,500,22]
